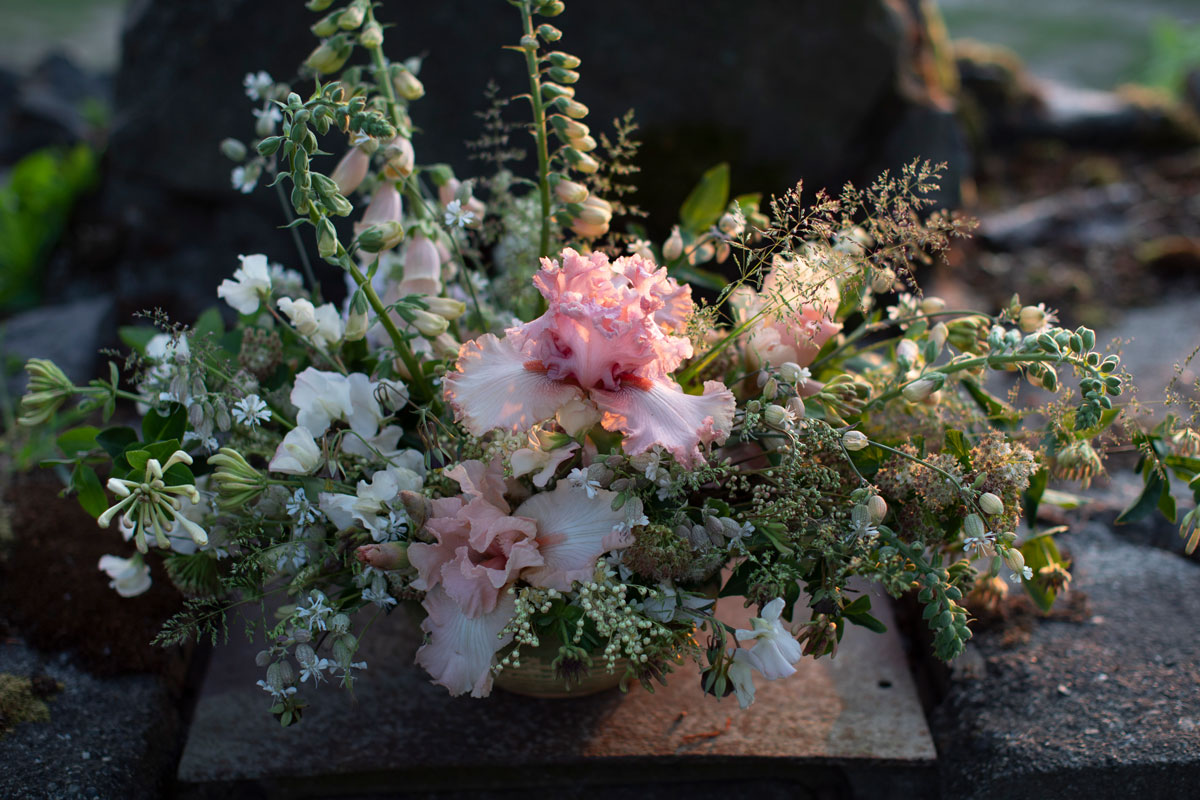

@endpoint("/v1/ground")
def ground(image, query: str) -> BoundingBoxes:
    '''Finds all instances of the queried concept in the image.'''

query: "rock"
[0,295,115,396]
[177,585,937,797]
[0,52,111,166]
[977,182,1138,250]
[0,638,181,800]
[931,522,1200,799]
[71,0,966,320]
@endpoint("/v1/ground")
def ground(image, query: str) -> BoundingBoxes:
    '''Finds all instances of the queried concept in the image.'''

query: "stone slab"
[177,586,935,797]
[0,638,180,800]
[931,522,1200,799]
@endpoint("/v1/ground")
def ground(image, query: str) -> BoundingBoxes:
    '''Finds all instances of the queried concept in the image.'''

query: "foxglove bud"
[338,0,367,29]
[979,492,1004,516]
[383,136,415,179]
[311,11,340,37]
[564,148,598,174]
[570,218,608,239]
[663,226,683,260]
[548,51,581,69]
[316,217,338,258]
[537,24,562,41]
[557,98,589,119]
[399,233,441,295]
[359,21,383,49]
[551,115,589,140]
[356,221,405,253]
[423,297,467,320]
[344,308,369,342]
[391,67,425,101]
[554,178,589,204]
[305,36,353,74]
[576,196,612,226]
[411,309,449,337]
[842,430,869,451]
[568,134,597,152]
[357,183,402,234]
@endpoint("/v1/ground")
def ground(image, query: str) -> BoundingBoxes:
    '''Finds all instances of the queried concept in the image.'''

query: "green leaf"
[1158,482,1178,523]
[96,426,139,461]
[1116,471,1166,524]
[118,326,158,355]
[1020,535,1066,613]
[125,449,150,471]
[142,403,186,445]
[732,192,761,215]
[944,430,972,470]
[191,306,225,340]
[667,263,727,291]
[70,463,108,518]
[1039,488,1086,511]
[961,377,1020,425]
[1071,406,1120,440]
[679,162,729,235]
[842,594,872,616]
[56,426,100,456]
[1022,468,1048,525]
[846,612,887,634]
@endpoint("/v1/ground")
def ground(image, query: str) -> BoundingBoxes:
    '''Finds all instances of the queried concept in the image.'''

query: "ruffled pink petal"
[444,457,509,512]
[415,585,515,698]
[592,378,735,468]
[408,513,469,593]
[439,529,543,617]
[515,482,631,591]
[443,333,582,435]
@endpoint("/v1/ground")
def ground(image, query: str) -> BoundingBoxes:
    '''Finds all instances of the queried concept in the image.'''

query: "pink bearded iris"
[731,255,842,396]
[409,458,635,697]
[444,249,734,467]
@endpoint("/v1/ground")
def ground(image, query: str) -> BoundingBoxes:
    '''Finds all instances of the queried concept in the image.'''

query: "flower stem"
[344,257,434,403]
[519,4,553,259]
[863,351,1079,412]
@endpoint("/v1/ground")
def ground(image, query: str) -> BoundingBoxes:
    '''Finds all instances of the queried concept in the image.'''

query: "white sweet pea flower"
[319,469,403,542]
[312,303,344,349]
[734,597,803,681]
[727,648,758,709]
[269,426,323,475]
[98,553,152,598]
[290,368,353,436]
[217,254,272,315]
[277,297,320,337]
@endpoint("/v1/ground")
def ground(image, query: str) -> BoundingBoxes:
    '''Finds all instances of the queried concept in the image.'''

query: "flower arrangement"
[16,0,1200,724]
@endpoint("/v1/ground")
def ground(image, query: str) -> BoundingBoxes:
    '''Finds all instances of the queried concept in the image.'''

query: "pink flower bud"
[330,147,370,196]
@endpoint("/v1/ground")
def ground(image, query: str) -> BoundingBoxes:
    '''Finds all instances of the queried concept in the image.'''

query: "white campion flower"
[734,597,804,681]
[269,426,323,475]
[230,164,259,194]
[252,104,282,138]
[566,467,602,499]
[243,70,274,101]
[443,199,476,228]
[231,394,271,428]
[217,254,272,315]
[98,553,152,598]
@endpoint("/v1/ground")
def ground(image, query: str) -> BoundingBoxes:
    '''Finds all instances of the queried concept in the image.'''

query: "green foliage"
[678,162,729,236]
[1142,17,1200,97]
[0,145,97,313]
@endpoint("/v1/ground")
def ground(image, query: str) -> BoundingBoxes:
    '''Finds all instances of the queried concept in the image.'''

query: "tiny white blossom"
[567,467,601,499]
[243,71,274,101]
[1010,565,1034,583]
[286,488,319,526]
[230,165,257,194]
[963,531,998,559]
[231,394,272,428]
[299,657,333,685]
[295,590,334,632]
[362,585,397,609]
[253,105,283,137]
[256,680,297,701]
[626,238,654,259]
[443,198,476,228]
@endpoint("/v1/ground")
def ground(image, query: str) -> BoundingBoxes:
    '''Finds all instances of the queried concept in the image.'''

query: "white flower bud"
[344,308,369,341]
[979,492,1005,516]
[919,296,945,315]
[896,339,919,365]
[931,322,949,349]
[663,226,683,261]
[392,68,425,101]
[277,297,319,336]
[902,375,943,402]
[870,267,896,294]
[842,430,869,451]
